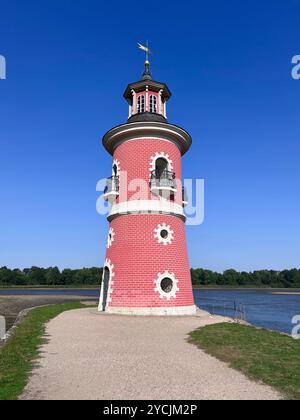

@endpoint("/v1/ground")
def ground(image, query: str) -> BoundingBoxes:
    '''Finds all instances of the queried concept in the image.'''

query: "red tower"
[98,58,196,315]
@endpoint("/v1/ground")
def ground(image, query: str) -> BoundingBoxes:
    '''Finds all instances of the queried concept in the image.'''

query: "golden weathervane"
[138,42,151,64]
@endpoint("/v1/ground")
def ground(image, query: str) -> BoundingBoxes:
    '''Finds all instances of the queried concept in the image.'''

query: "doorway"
[101,267,110,311]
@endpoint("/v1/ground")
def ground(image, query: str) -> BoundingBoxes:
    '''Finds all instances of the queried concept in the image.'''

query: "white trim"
[150,186,177,194]
[105,305,197,316]
[145,86,149,112]
[131,89,136,114]
[103,190,119,203]
[154,223,174,245]
[106,227,115,249]
[98,259,115,311]
[102,122,192,156]
[159,89,163,115]
[108,200,184,218]
[149,151,174,174]
[154,270,179,300]
[110,126,188,146]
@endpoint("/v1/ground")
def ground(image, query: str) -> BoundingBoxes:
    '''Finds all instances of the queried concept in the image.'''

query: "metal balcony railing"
[150,170,177,191]
[103,176,119,200]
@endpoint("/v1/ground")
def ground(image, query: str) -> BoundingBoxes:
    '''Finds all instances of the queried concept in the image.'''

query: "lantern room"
[123,61,172,120]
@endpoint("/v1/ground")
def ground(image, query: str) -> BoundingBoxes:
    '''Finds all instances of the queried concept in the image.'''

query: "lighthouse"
[98,53,196,315]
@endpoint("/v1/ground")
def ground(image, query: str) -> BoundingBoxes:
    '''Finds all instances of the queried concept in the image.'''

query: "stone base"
[101,305,197,316]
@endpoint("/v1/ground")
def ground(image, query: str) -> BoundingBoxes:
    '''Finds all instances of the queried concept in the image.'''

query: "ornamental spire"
[138,42,152,80]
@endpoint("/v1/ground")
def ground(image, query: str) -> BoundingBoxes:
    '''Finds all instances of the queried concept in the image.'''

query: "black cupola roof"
[123,61,172,103]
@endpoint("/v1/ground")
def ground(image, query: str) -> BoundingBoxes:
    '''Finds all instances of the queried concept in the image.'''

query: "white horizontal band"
[102,121,192,156]
[108,200,184,219]
[105,305,197,316]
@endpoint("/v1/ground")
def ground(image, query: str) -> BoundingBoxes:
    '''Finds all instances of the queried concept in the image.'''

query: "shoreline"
[0,295,97,333]
[1,285,300,291]
[272,292,300,295]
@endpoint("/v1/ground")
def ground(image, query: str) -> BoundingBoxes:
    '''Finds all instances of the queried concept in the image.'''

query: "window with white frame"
[137,95,145,113]
[149,95,157,113]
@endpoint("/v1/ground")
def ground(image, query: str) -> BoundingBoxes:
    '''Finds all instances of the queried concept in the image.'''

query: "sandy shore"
[21,308,281,400]
[272,292,300,295]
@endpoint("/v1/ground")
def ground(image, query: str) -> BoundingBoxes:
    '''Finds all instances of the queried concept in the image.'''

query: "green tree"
[222,269,239,285]
[45,267,61,285]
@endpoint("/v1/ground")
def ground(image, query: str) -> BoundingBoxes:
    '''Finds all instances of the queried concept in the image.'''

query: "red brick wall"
[113,138,182,205]
[101,136,194,310]
[105,214,194,308]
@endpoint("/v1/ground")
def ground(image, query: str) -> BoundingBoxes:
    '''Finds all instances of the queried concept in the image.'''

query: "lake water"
[0,288,299,335]
[194,289,300,335]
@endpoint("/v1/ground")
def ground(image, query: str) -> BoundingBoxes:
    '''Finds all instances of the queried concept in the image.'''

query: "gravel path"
[21,308,281,400]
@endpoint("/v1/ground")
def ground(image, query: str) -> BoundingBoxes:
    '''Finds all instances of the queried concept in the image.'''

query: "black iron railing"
[150,170,176,190]
[104,176,119,195]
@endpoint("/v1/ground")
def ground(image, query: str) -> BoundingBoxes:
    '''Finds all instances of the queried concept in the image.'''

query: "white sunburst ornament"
[154,223,174,245]
[106,227,115,249]
[154,270,179,301]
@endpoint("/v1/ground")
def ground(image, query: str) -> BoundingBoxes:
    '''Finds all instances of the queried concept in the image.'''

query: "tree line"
[191,268,300,288]
[0,266,102,286]
[0,266,300,288]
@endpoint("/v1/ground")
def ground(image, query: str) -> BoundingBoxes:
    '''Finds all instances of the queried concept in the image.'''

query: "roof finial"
[138,41,152,80]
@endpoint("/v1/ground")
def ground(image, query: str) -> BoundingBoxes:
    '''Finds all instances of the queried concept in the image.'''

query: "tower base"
[102,305,197,316]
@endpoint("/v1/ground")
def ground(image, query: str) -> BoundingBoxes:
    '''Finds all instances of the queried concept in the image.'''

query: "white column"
[145,86,149,112]
[159,89,163,115]
[163,101,167,118]
[131,89,136,115]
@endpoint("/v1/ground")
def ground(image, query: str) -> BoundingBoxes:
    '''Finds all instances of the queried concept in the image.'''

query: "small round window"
[160,277,173,293]
[160,229,169,239]
[154,223,174,245]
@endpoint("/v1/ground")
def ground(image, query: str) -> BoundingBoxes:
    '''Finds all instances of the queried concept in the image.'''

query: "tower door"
[101,267,110,311]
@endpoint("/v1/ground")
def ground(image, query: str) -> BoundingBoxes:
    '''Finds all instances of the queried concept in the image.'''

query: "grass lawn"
[189,323,300,400]
[0,301,94,400]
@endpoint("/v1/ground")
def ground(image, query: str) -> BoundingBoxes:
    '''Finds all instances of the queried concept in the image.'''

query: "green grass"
[189,323,300,400]
[0,301,93,400]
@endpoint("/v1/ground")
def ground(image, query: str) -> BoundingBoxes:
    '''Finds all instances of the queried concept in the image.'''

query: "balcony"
[182,186,188,206]
[150,170,177,194]
[103,176,119,202]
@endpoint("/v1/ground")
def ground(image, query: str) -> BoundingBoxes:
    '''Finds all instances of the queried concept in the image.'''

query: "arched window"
[150,155,176,194]
[149,95,157,113]
[155,157,169,178]
[137,95,145,113]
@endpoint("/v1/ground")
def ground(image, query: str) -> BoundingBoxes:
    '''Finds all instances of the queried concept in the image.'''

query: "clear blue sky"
[0,0,299,272]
